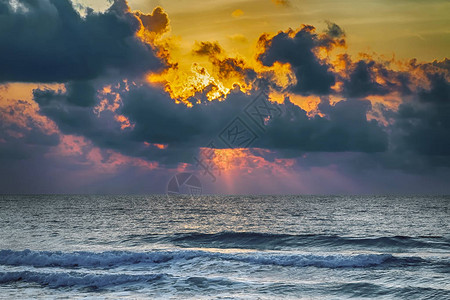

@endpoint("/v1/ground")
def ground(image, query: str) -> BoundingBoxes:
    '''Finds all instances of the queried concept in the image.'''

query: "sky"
[0,0,449,194]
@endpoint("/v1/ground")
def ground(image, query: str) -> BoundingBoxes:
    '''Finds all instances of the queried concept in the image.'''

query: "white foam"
[0,270,165,288]
[0,249,402,269]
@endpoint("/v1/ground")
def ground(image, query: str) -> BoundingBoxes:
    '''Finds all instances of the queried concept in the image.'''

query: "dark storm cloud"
[66,81,97,107]
[343,60,390,97]
[33,79,390,169]
[120,86,388,155]
[73,75,446,171]
[257,25,336,95]
[33,81,253,164]
[256,23,413,99]
[418,72,449,104]
[193,41,257,84]
[32,82,147,158]
[257,97,388,152]
[391,70,450,157]
[342,60,411,98]
[0,0,164,83]
[120,86,244,146]
[33,87,97,135]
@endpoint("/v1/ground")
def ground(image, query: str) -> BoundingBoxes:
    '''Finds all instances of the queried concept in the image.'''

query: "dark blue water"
[0,195,449,299]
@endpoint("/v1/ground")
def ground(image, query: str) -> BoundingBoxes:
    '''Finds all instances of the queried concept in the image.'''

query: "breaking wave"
[0,249,425,269]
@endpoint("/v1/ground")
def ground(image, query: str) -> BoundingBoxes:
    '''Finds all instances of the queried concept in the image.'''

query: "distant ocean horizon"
[1,195,449,299]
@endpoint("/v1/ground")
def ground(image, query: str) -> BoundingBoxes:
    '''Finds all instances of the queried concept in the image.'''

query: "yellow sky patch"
[232,9,244,18]
[127,0,449,62]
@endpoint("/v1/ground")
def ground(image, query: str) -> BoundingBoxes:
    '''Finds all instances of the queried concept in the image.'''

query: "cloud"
[258,97,388,152]
[257,26,337,95]
[135,6,169,35]
[342,59,411,98]
[32,78,390,171]
[65,81,97,107]
[343,60,391,97]
[192,41,257,88]
[0,95,59,160]
[0,0,165,83]
[0,0,449,194]
[214,57,258,83]
[390,67,450,157]
[192,41,224,57]
[324,21,345,39]
[33,81,253,164]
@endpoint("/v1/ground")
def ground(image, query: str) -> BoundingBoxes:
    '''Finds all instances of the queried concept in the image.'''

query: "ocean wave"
[0,249,178,268]
[0,271,165,288]
[161,232,450,250]
[0,249,425,269]
[228,252,423,268]
[329,282,450,299]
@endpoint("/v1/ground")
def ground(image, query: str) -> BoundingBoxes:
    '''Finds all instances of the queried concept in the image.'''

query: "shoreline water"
[1,195,449,299]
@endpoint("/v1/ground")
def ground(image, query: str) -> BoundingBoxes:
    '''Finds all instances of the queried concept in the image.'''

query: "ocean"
[0,195,449,299]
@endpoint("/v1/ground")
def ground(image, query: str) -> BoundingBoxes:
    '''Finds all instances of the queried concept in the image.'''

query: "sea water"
[0,195,449,299]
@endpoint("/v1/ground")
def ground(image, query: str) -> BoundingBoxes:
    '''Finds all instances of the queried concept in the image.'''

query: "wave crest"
[162,232,450,250]
[0,249,424,269]
[0,271,165,288]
